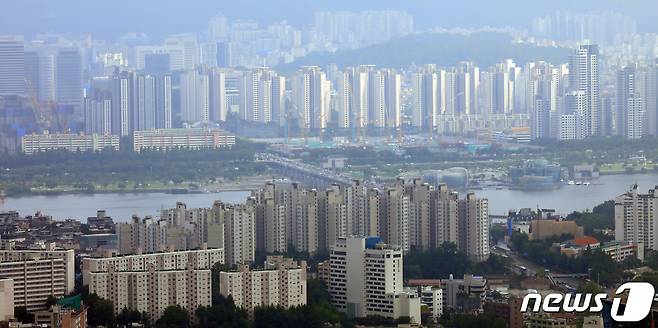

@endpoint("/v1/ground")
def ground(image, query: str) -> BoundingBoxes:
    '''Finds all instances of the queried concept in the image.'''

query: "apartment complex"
[253,179,490,262]
[116,200,254,267]
[0,248,75,311]
[132,127,236,152]
[82,248,223,319]
[219,256,307,313]
[329,237,421,324]
[21,132,119,154]
[82,247,223,283]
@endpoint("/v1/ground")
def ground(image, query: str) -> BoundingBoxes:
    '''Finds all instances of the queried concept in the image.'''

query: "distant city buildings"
[531,11,637,46]
[0,35,25,96]
[21,132,119,154]
[132,128,236,152]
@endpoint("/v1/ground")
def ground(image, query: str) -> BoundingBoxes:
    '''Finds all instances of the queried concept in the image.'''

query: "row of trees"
[0,139,268,196]
[403,243,511,280]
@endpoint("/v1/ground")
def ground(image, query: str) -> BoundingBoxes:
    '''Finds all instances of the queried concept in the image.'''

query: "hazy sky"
[1,0,657,40]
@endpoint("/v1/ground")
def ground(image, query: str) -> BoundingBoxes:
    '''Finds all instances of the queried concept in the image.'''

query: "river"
[2,172,658,221]
[0,191,251,222]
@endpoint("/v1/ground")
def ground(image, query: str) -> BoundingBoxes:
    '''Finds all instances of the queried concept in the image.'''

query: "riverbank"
[1,190,252,221]
[2,175,272,197]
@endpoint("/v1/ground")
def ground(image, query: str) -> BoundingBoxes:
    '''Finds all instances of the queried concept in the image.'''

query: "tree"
[156,305,190,328]
[404,243,510,280]
[306,279,330,306]
[117,307,143,326]
[87,298,115,327]
[14,306,34,324]
[45,295,58,307]
[195,295,249,328]
[441,313,506,328]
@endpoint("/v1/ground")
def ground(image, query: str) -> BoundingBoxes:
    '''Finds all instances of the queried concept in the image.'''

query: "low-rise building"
[419,286,443,321]
[21,132,119,154]
[442,274,487,313]
[529,219,584,240]
[34,299,88,328]
[133,128,236,153]
[527,312,577,328]
[601,241,644,262]
[219,256,307,314]
[484,296,523,328]
[79,234,117,253]
[559,239,643,262]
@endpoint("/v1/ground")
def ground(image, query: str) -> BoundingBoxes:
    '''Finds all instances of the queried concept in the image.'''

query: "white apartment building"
[615,185,658,250]
[87,266,211,320]
[460,193,490,263]
[82,247,224,286]
[0,248,75,311]
[219,257,307,313]
[83,248,223,319]
[21,132,119,154]
[132,128,236,153]
[329,237,421,324]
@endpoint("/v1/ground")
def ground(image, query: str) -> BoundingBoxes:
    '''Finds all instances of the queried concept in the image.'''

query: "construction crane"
[25,78,53,132]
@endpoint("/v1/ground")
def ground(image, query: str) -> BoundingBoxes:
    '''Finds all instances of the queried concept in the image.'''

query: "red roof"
[572,236,600,246]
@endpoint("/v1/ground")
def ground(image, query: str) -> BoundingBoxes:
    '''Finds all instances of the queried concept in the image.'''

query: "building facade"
[219,256,307,313]
[329,237,421,323]
[21,133,119,154]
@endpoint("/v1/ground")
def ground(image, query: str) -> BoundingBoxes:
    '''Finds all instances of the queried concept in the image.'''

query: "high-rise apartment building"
[83,249,221,320]
[291,66,331,130]
[239,68,286,124]
[212,200,256,266]
[459,193,490,262]
[219,256,307,313]
[569,45,600,137]
[329,237,421,323]
[0,248,75,311]
[615,185,658,250]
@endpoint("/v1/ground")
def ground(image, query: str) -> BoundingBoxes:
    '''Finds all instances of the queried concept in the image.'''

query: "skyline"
[2,0,658,39]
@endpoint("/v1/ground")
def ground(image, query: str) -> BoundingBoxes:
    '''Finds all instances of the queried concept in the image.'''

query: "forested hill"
[278,32,570,71]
